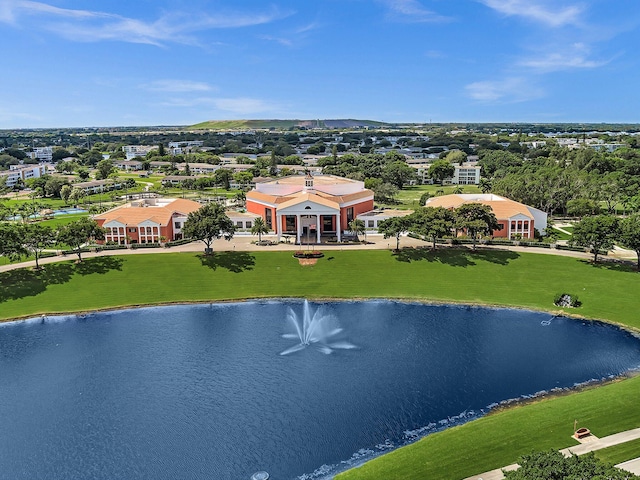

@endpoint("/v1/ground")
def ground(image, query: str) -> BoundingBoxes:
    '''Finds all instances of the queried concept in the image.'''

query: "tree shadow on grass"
[0,257,125,304]
[577,259,638,273]
[393,247,520,267]
[197,252,255,273]
[468,248,520,265]
[74,256,124,275]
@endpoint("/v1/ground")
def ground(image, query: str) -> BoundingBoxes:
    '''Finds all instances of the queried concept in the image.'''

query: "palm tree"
[452,186,464,194]
[348,218,366,242]
[479,178,492,194]
[251,217,270,243]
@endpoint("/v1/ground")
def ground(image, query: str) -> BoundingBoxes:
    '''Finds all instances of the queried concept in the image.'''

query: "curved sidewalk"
[0,234,632,274]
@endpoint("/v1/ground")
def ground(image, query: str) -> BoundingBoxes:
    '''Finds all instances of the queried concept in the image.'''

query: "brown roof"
[426,195,533,220]
[278,193,339,210]
[94,198,202,226]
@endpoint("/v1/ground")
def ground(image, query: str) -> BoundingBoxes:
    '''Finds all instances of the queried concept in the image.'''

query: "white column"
[316,215,321,243]
[336,213,341,242]
[296,214,302,244]
[276,213,282,242]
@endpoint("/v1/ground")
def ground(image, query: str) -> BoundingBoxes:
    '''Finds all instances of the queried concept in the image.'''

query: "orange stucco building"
[425,194,548,239]
[93,198,202,244]
[246,175,374,243]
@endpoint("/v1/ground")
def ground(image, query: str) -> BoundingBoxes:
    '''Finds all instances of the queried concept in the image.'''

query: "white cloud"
[479,0,583,27]
[465,77,544,103]
[143,80,216,93]
[259,34,294,47]
[518,43,608,72]
[378,0,450,23]
[0,1,289,46]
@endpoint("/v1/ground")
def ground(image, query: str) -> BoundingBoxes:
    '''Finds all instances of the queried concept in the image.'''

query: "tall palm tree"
[348,218,366,242]
[251,217,270,243]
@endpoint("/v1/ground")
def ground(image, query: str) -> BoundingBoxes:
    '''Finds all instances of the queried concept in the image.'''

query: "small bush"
[554,293,581,308]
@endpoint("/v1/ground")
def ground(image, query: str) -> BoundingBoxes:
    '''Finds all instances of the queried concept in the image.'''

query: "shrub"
[554,293,581,308]
[293,251,324,259]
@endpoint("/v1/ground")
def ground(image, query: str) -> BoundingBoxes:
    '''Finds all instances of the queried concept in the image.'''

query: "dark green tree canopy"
[183,203,235,253]
[428,159,455,185]
[57,217,105,262]
[410,206,455,249]
[504,450,638,480]
[455,203,502,249]
[618,213,640,270]
[378,215,411,250]
[570,214,620,263]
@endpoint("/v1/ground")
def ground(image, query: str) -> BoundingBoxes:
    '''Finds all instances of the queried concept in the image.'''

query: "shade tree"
[428,159,455,185]
[619,213,640,270]
[410,206,455,249]
[378,215,411,251]
[23,223,55,269]
[455,203,502,250]
[182,203,235,254]
[57,217,105,262]
[569,214,619,263]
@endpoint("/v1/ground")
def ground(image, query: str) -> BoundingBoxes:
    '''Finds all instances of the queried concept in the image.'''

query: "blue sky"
[0,0,639,128]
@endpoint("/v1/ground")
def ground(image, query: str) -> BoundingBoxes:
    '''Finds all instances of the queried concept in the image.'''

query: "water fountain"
[280,300,357,355]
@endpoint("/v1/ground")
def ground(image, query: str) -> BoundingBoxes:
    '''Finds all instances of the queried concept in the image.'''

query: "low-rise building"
[123,145,154,160]
[425,194,547,239]
[1,164,46,187]
[73,179,122,194]
[246,174,374,243]
[94,198,202,244]
[114,160,143,171]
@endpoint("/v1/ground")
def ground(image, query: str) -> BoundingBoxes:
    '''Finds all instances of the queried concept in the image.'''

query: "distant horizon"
[3,118,640,132]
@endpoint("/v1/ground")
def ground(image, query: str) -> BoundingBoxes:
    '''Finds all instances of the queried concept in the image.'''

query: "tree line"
[0,218,104,267]
[480,146,640,215]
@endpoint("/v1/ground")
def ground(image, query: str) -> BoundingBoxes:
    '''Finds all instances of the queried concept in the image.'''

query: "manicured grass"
[337,375,640,480]
[595,438,640,466]
[1,249,639,327]
[551,226,572,241]
[381,185,482,209]
[2,248,639,479]
[37,212,90,228]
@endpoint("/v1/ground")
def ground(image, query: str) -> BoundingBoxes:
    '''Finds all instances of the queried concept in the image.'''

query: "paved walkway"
[464,427,640,480]
[2,233,636,274]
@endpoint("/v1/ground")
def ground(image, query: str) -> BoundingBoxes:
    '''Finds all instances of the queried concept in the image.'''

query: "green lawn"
[381,184,482,210]
[1,249,639,326]
[595,438,640,466]
[551,226,573,241]
[2,249,640,479]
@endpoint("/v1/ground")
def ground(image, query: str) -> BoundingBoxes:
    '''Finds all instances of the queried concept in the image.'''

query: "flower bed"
[293,251,324,259]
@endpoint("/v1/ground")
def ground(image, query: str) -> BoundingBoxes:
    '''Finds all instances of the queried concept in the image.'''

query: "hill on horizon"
[189,119,390,130]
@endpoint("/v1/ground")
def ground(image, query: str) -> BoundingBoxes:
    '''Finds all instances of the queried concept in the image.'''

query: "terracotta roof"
[246,191,279,204]
[94,198,201,227]
[260,174,356,186]
[425,194,534,220]
[278,193,339,210]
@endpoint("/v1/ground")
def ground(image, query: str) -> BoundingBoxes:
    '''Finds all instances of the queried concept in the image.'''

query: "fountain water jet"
[280,300,357,355]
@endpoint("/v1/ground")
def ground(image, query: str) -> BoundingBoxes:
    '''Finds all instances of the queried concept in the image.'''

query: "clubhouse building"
[425,194,547,239]
[93,198,202,245]
[246,175,374,243]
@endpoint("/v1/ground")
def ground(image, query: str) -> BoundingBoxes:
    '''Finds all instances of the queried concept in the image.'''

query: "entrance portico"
[276,195,341,244]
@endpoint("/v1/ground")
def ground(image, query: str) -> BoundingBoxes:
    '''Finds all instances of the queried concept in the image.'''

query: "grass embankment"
[337,375,640,480]
[1,249,639,326]
[1,249,639,478]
